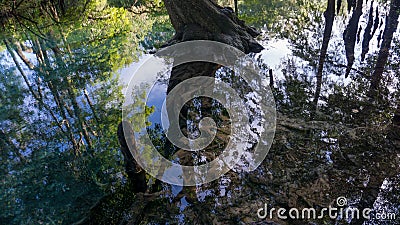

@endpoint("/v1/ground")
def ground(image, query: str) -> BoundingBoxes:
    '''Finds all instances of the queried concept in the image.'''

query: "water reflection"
[4,0,397,224]
[118,1,398,224]
[115,2,399,224]
[122,41,276,189]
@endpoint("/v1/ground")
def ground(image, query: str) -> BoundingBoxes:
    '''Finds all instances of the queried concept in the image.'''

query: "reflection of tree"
[161,0,263,188]
[369,0,400,98]
[1,2,152,154]
[117,121,147,193]
[313,0,335,112]
[1,0,399,224]
[106,0,400,224]
[238,0,297,34]
[0,1,156,224]
[343,0,363,77]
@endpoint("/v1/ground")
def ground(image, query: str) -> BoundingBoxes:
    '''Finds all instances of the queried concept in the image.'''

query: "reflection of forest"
[0,0,399,224]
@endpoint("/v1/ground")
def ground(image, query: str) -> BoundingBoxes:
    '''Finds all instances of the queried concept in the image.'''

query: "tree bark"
[163,0,263,54]
[163,0,264,107]
[269,69,274,87]
[234,0,238,15]
[337,0,342,14]
[162,0,263,187]
[163,0,263,137]
[162,0,264,133]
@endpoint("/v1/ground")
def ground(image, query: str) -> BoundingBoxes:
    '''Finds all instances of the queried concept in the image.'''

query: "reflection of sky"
[260,39,291,72]
[147,83,167,127]
[118,54,152,90]
[119,54,169,128]
[118,24,393,131]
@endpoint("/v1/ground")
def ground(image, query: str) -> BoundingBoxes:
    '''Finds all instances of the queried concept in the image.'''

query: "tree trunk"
[313,0,335,112]
[163,0,263,54]
[163,0,263,142]
[269,69,274,87]
[162,0,263,187]
[368,0,400,97]
[117,121,147,193]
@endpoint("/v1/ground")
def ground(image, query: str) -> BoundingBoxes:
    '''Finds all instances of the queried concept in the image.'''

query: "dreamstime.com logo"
[257,197,397,221]
[122,40,276,186]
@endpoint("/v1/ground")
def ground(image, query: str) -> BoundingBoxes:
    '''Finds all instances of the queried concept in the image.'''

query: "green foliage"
[239,0,296,30]
[272,58,314,119]
[0,0,161,224]
[0,150,106,224]
[1,0,399,224]
[67,7,146,72]
[0,0,90,39]
[141,15,174,50]
[124,88,156,131]
[108,0,164,8]
[0,68,25,124]
[238,0,327,41]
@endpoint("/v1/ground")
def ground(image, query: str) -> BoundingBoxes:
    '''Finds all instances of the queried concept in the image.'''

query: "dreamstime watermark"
[122,40,276,186]
[257,197,397,221]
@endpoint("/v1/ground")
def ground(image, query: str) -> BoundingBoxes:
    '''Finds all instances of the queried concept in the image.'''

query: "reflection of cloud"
[118,54,152,94]
[260,39,291,68]
[162,165,183,186]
